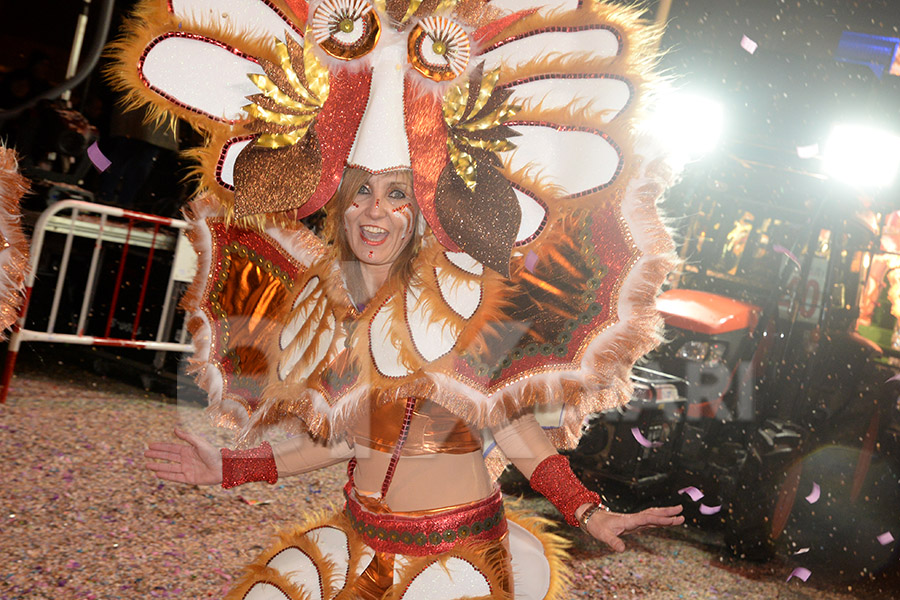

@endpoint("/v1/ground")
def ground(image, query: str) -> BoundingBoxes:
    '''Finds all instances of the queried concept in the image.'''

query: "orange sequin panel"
[352,398,483,455]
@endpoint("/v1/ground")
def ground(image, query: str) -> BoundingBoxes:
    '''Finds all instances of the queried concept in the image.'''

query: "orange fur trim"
[0,147,31,339]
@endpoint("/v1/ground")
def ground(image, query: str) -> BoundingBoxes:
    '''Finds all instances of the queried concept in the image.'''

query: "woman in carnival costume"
[124,0,684,597]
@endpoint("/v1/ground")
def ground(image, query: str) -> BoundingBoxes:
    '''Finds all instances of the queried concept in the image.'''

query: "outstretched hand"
[579,504,684,553]
[144,427,223,486]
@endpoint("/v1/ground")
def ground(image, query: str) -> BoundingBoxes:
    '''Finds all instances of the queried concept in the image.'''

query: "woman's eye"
[311,0,381,61]
[357,184,371,194]
[407,17,471,82]
[388,189,407,200]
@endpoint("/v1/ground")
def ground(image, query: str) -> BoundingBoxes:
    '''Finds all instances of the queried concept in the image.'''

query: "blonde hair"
[324,168,422,300]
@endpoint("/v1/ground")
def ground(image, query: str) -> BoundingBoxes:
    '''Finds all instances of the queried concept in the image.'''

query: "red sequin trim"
[166,0,305,38]
[343,484,507,556]
[138,32,259,124]
[221,441,278,488]
[216,135,255,191]
[529,454,600,527]
[498,73,635,122]
[480,23,623,57]
[508,182,548,247]
[504,120,624,199]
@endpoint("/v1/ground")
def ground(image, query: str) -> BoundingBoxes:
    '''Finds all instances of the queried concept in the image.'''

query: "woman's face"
[343,171,417,268]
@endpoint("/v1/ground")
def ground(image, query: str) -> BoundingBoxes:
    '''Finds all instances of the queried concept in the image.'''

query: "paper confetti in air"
[886,374,900,383]
[699,503,722,515]
[525,251,539,273]
[773,244,801,269]
[793,548,810,555]
[796,144,819,159]
[631,427,663,448]
[678,486,705,502]
[877,531,894,545]
[786,567,811,582]
[87,141,112,172]
[805,482,820,504]
[740,35,758,54]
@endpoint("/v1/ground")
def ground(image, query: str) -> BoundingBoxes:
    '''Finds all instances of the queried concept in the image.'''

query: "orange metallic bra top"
[351,398,482,455]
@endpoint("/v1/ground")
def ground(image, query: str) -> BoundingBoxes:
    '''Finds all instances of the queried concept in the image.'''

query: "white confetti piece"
[631,427,663,448]
[796,144,819,158]
[525,251,539,273]
[805,482,820,504]
[793,548,810,555]
[699,503,721,515]
[877,531,894,545]
[677,486,705,502]
[740,35,758,54]
[786,567,811,582]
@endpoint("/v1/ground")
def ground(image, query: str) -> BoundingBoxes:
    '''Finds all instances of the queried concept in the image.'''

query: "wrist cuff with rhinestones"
[529,454,600,527]
[221,442,278,489]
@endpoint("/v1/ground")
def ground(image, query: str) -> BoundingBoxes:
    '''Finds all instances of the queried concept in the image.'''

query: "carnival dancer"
[121,0,682,597]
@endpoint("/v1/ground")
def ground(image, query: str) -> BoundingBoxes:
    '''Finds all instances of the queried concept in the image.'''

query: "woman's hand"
[144,427,223,486]
[578,503,685,552]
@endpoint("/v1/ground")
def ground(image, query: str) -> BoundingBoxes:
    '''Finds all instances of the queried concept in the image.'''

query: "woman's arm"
[490,413,684,552]
[144,427,353,487]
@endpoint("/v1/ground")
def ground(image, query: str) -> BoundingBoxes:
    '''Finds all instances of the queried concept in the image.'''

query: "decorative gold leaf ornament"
[442,64,519,191]
[245,36,330,149]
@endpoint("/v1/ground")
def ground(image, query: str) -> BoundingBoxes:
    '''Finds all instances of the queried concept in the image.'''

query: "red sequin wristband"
[529,454,600,527]
[221,442,278,489]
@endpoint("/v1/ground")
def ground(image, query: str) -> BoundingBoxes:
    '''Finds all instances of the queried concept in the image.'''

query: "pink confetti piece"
[877,531,894,545]
[805,482,820,504]
[631,427,663,448]
[678,486,705,502]
[740,35,758,54]
[87,142,112,172]
[796,144,819,159]
[786,567,811,582]
[886,374,900,383]
[699,503,722,515]
[773,244,801,269]
[793,548,810,555]
[524,251,539,273]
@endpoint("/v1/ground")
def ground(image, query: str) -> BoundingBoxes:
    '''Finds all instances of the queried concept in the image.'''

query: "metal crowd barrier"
[1,200,196,402]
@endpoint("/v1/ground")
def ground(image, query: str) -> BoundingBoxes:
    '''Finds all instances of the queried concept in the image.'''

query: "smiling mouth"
[359,225,389,246]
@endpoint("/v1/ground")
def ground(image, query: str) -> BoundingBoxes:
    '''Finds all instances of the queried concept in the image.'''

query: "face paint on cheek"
[392,203,414,238]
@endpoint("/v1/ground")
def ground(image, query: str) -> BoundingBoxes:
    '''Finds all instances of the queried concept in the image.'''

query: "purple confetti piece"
[524,251,539,273]
[793,547,810,555]
[773,244,801,269]
[740,35,758,54]
[699,503,722,515]
[796,144,819,159]
[786,567,811,582]
[805,482,820,504]
[631,427,663,448]
[886,374,900,383]
[87,142,112,172]
[678,486,705,502]
[877,531,894,545]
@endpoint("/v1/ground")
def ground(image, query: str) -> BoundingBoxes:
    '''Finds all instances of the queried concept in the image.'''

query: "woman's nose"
[364,196,387,216]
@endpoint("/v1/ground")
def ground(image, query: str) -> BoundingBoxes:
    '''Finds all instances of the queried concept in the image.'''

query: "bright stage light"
[647,92,724,163]
[823,124,900,188]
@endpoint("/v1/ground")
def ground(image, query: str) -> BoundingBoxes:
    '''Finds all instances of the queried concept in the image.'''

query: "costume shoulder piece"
[0,147,31,338]
[112,0,677,466]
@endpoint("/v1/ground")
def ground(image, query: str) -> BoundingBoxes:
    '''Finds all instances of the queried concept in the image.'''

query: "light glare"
[823,124,900,188]
[649,93,724,162]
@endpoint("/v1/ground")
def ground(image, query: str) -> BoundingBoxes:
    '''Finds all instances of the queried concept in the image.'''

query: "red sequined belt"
[343,483,507,557]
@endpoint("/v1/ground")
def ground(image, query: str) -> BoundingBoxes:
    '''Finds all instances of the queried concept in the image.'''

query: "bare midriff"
[351,446,495,512]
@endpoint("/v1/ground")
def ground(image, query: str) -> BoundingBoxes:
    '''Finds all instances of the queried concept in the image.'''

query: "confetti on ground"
[631,426,663,448]
[877,532,894,545]
[787,567,812,582]
[699,504,722,515]
[86,141,112,172]
[1,361,894,599]
[678,486,705,502]
[740,34,758,54]
[805,482,821,504]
